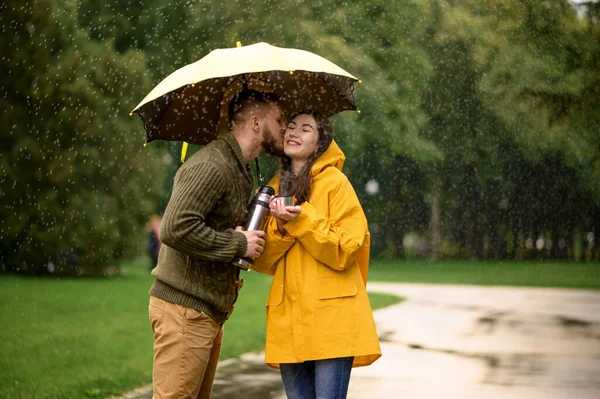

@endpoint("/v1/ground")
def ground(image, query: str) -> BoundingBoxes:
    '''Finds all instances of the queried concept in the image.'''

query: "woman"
[252,112,381,399]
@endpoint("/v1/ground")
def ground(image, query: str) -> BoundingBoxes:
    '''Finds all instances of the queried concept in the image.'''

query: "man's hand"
[236,227,266,258]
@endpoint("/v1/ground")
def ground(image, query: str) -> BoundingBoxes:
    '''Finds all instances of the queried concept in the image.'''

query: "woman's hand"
[269,196,301,235]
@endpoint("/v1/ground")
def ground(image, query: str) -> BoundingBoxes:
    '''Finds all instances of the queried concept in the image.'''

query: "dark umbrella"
[131,42,361,146]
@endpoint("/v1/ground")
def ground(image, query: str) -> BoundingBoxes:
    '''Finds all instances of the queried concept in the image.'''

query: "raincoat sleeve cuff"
[268,218,296,242]
[284,203,315,238]
[232,230,247,257]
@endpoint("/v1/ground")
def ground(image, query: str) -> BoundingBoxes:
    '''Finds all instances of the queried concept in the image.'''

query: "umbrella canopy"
[131,42,359,145]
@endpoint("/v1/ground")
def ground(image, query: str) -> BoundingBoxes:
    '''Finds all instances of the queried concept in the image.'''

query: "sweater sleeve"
[160,161,247,262]
[283,176,367,271]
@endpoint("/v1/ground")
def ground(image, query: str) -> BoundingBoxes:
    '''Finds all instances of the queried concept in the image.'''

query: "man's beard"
[261,127,285,158]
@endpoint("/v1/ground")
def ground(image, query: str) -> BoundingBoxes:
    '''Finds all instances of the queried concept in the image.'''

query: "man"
[148,89,286,399]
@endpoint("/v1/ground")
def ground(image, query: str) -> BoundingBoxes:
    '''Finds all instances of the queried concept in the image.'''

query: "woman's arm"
[251,215,295,276]
[284,177,368,271]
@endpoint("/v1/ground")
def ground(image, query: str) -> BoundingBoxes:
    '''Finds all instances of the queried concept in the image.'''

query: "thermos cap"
[258,185,275,196]
[254,185,275,205]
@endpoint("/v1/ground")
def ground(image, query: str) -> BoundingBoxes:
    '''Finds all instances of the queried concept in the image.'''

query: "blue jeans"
[279,357,354,399]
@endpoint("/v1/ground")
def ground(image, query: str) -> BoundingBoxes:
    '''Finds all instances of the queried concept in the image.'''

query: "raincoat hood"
[311,139,345,176]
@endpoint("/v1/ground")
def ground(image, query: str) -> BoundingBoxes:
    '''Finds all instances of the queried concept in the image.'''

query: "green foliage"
[0,1,167,273]
[404,0,600,259]
[2,0,599,269]
[474,0,600,197]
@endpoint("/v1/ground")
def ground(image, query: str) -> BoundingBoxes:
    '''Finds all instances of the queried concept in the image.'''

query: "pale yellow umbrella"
[131,42,361,161]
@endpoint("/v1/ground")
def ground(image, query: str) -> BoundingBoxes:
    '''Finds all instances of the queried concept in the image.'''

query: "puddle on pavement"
[378,330,395,343]
[556,315,591,327]
[472,311,512,334]
[555,315,600,341]
[470,311,600,341]
[480,353,547,386]
[446,304,482,312]
[212,358,284,399]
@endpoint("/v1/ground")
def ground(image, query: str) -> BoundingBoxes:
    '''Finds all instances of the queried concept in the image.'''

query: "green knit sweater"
[150,132,254,324]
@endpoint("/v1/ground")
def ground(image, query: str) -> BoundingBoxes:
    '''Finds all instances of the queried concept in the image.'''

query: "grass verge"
[368,259,600,289]
[0,261,401,399]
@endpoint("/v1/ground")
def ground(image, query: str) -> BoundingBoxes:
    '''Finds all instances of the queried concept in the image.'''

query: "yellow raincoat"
[252,140,382,369]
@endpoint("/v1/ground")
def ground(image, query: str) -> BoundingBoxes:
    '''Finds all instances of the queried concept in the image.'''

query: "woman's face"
[284,114,319,161]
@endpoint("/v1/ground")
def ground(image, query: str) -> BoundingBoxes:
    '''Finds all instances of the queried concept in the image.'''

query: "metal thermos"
[232,185,275,270]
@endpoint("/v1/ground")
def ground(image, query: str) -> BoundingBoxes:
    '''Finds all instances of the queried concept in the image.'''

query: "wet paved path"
[349,283,600,399]
[114,283,600,399]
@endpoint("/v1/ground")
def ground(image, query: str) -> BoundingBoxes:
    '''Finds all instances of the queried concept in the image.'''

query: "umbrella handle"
[181,142,189,163]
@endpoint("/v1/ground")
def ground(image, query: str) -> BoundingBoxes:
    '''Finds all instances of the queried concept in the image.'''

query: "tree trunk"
[430,174,442,260]
[592,209,600,260]
[443,205,455,258]
[394,220,406,259]
[514,231,525,260]
[549,226,561,260]
[472,223,484,260]
[490,224,505,260]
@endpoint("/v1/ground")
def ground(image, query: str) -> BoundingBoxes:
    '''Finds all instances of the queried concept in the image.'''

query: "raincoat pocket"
[313,276,358,334]
[266,282,284,307]
[313,276,357,299]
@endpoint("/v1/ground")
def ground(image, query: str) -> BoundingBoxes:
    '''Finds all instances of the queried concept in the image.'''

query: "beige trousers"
[149,296,223,399]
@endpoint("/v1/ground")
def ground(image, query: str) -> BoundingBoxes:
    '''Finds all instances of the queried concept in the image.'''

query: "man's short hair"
[228,89,280,126]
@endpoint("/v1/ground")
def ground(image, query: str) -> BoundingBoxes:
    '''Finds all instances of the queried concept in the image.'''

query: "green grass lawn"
[0,262,401,399]
[368,259,600,289]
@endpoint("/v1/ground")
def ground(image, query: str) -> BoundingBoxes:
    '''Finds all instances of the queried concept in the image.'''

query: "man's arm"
[160,161,247,262]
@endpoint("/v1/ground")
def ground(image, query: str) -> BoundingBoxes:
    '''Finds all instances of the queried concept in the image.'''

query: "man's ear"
[250,115,260,132]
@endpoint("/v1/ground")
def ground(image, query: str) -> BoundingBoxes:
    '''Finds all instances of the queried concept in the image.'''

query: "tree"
[473,0,600,258]
[0,0,166,274]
